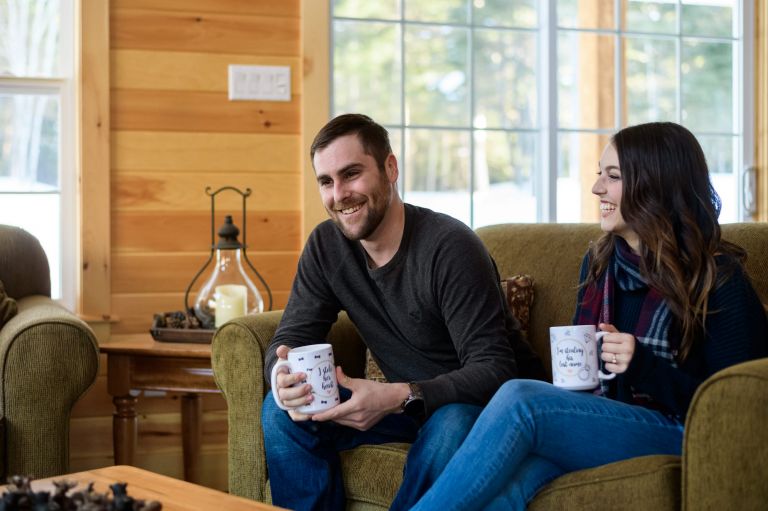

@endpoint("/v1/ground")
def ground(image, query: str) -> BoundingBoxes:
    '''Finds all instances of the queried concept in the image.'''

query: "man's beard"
[331,181,391,241]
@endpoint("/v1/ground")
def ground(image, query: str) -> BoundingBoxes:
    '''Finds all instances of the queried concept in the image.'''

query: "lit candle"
[215,284,247,327]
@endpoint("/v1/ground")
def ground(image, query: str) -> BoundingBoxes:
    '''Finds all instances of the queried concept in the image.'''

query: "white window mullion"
[59,0,77,309]
[539,0,557,222]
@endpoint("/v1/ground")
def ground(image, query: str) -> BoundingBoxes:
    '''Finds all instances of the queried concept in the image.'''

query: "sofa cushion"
[273,446,678,511]
[341,443,410,508]
[501,274,534,332]
[364,275,535,382]
[0,279,18,329]
[265,444,410,510]
[529,455,680,510]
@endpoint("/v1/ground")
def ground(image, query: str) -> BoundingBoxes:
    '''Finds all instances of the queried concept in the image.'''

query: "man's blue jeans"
[411,379,684,511]
[262,390,482,511]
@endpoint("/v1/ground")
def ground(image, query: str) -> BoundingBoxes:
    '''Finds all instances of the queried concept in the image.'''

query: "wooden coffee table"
[0,465,283,510]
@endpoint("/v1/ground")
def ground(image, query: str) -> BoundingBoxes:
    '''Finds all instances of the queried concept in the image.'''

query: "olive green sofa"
[211,223,768,510]
[0,225,100,480]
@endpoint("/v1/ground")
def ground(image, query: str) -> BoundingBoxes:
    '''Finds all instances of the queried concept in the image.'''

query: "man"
[264,113,544,510]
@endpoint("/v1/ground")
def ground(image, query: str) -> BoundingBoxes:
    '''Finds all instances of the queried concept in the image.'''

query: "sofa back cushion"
[0,225,50,299]
[721,224,768,305]
[476,223,768,382]
[477,224,601,380]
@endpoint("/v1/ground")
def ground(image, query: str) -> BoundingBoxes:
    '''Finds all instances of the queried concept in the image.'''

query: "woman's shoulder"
[711,253,757,303]
[714,252,747,280]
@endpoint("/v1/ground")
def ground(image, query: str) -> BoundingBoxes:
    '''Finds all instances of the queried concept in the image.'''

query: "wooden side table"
[100,334,219,484]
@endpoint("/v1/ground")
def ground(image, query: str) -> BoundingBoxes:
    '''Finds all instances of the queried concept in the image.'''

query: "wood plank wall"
[70,0,303,491]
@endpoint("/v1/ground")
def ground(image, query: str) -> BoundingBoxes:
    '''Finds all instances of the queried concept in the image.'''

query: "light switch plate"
[228,65,291,101]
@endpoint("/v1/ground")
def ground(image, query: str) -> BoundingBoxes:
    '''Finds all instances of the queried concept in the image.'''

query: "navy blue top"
[575,253,768,418]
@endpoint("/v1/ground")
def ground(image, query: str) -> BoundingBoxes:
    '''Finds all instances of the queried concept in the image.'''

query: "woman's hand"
[598,323,636,374]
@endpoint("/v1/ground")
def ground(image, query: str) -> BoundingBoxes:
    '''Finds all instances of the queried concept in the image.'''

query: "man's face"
[313,134,396,241]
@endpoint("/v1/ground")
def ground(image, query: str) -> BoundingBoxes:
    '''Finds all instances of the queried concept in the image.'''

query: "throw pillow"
[363,274,535,382]
[500,274,535,333]
[0,279,18,329]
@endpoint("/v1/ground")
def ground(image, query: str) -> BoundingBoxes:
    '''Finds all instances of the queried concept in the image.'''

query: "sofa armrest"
[0,295,99,478]
[211,310,281,502]
[682,357,768,510]
[211,310,367,502]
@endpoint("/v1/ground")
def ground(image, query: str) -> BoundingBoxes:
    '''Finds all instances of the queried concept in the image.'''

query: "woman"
[409,122,768,510]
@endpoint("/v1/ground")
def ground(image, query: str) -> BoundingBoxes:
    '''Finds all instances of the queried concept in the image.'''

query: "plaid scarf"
[575,238,678,396]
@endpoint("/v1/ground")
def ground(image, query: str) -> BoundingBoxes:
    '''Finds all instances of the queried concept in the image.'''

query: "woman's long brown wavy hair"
[585,122,745,361]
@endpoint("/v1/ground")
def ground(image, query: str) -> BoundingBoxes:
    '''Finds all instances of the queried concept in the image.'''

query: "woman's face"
[592,143,640,252]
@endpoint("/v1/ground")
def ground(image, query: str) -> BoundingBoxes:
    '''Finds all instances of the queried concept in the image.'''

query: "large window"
[0,0,75,305]
[332,0,749,226]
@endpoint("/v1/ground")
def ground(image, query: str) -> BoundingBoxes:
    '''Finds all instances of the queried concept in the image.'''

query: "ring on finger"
[611,354,618,364]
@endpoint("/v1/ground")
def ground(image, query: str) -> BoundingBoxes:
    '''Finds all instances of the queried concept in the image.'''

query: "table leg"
[181,393,203,483]
[113,394,138,466]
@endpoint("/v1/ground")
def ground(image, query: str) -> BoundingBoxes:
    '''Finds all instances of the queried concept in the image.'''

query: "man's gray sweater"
[265,204,544,413]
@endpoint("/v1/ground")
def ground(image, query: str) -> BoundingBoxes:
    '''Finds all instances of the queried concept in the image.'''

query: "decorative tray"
[150,310,213,344]
[149,327,215,344]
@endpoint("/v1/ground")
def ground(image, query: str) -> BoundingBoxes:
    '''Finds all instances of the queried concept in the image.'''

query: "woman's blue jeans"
[411,379,684,511]
[262,390,482,511]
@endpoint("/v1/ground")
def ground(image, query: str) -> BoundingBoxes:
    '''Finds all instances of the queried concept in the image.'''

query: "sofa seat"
[262,444,680,510]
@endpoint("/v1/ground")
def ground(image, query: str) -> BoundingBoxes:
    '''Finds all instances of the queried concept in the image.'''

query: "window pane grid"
[556,0,742,223]
[332,2,541,226]
[333,0,745,226]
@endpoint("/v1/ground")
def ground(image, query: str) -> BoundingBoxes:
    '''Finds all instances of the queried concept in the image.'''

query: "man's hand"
[273,345,313,422]
[311,367,410,431]
[598,323,636,374]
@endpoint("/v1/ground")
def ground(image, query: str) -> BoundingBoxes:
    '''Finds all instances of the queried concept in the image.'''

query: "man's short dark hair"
[310,113,392,172]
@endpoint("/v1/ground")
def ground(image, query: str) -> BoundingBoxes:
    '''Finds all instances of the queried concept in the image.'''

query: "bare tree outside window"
[332,0,747,226]
[0,0,68,301]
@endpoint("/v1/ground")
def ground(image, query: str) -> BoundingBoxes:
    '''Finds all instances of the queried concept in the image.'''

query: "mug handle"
[595,331,617,381]
[270,359,294,411]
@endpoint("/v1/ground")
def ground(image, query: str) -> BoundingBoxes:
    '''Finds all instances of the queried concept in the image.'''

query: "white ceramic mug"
[270,343,340,414]
[549,325,616,390]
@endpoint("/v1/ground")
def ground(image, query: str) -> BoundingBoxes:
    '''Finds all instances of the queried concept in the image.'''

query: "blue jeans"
[411,379,684,511]
[262,390,482,511]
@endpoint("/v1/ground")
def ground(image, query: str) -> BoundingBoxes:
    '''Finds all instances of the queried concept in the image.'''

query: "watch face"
[403,397,425,417]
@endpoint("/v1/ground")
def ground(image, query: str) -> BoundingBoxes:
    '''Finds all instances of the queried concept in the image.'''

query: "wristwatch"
[401,382,425,418]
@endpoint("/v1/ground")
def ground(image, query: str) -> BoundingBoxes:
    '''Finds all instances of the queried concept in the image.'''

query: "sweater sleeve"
[415,229,540,412]
[264,229,343,384]
[624,265,768,417]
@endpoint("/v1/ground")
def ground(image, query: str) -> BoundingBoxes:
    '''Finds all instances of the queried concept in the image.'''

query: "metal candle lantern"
[184,186,272,329]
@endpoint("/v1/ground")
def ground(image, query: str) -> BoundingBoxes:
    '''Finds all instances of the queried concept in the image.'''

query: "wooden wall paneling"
[100,0,305,490]
[112,211,301,252]
[111,252,298,293]
[757,0,768,221]
[111,0,299,18]
[111,171,300,211]
[80,0,112,321]
[112,50,301,94]
[110,292,290,334]
[301,0,331,239]
[69,411,229,490]
[112,131,300,172]
[111,89,300,133]
[111,9,299,56]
